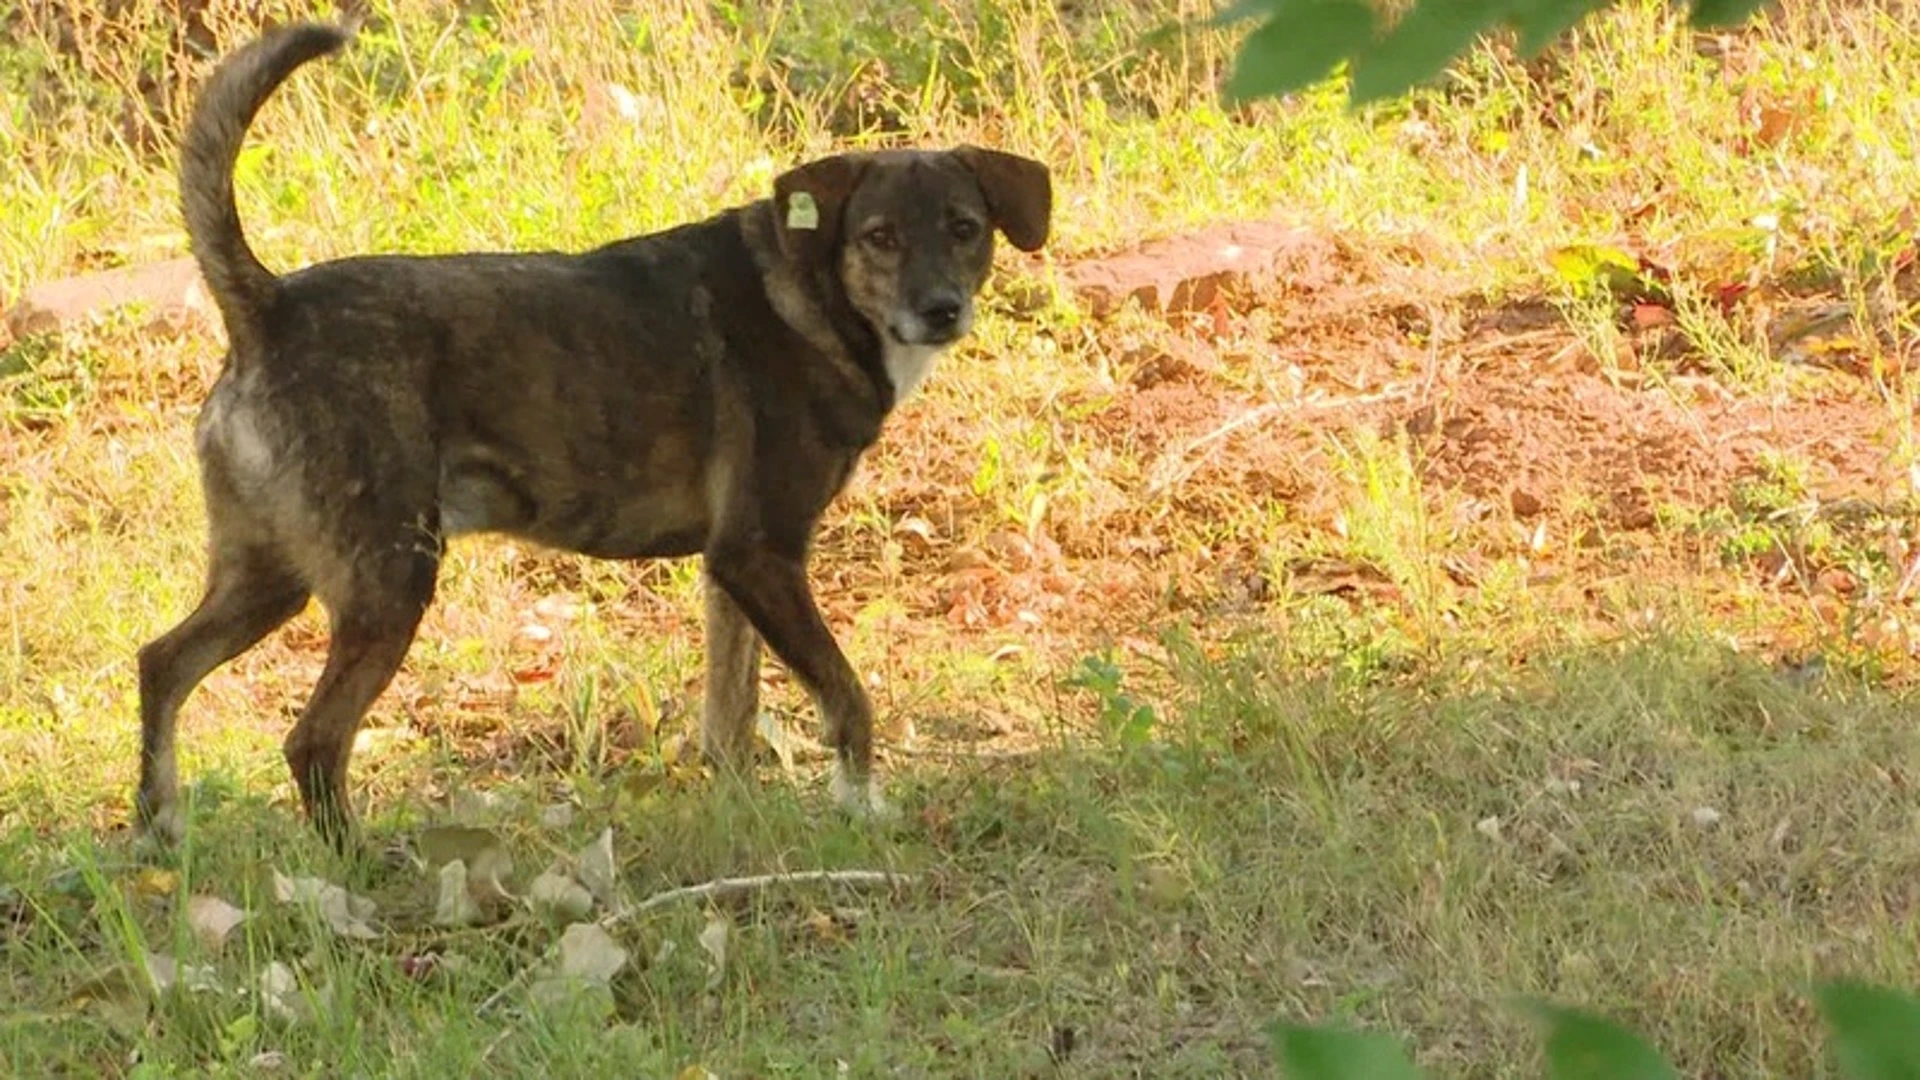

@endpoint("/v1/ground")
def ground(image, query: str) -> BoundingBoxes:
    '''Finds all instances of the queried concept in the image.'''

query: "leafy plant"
[1222,0,1776,105]
[1065,654,1159,749]
[1269,984,1920,1078]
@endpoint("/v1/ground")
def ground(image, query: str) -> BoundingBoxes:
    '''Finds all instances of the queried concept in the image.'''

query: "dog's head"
[771,146,1051,349]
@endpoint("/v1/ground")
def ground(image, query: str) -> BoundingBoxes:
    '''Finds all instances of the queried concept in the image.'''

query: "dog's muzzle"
[889,294,971,347]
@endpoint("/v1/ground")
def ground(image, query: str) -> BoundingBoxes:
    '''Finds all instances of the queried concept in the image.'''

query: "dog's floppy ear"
[772,153,870,265]
[953,146,1052,253]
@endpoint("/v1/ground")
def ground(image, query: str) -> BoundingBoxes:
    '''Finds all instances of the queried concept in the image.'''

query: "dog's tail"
[181,21,352,343]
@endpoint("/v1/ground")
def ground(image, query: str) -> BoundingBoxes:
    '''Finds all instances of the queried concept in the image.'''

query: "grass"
[4,0,1920,1075]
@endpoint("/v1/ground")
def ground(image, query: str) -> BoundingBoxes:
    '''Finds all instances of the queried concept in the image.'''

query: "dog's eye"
[865,226,900,252]
[950,218,982,241]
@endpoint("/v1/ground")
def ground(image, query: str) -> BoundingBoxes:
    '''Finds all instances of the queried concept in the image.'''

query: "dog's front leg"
[704,540,889,818]
[700,567,762,771]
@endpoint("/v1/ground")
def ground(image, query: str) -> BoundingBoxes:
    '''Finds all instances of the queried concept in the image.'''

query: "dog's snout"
[918,296,963,335]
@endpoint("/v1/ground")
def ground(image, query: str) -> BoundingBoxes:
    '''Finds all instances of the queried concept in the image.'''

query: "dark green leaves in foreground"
[1815,981,1920,1080]
[1271,983,1920,1079]
[1525,1004,1679,1080]
[1223,0,1776,105]
[1225,0,1377,102]
[1269,1024,1423,1079]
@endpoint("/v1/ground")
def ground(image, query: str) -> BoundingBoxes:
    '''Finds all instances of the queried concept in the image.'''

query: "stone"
[1059,221,1323,319]
[5,257,213,339]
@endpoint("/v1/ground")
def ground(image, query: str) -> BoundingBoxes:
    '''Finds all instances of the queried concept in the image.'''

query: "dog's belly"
[439,456,710,560]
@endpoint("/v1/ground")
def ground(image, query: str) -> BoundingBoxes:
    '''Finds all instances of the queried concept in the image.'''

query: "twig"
[475,869,914,1016]
[608,869,914,920]
[1144,385,1417,500]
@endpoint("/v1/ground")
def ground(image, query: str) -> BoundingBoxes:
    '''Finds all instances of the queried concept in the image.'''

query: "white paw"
[830,763,896,823]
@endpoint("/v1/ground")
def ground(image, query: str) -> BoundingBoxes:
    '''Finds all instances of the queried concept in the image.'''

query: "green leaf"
[1688,0,1771,29]
[1225,0,1377,103]
[1813,980,1920,1080]
[1508,0,1613,57]
[1547,243,1643,294]
[1526,1003,1679,1080]
[1349,0,1508,105]
[1268,1023,1426,1079]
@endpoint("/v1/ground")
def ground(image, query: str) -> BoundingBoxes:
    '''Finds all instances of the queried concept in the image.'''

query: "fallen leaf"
[432,860,485,928]
[1630,301,1674,329]
[697,910,730,989]
[803,907,850,944]
[575,827,618,905]
[132,867,179,901]
[185,894,248,951]
[529,870,596,922]
[256,961,301,1023]
[271,871,378,939]
[449,788,516,822]
[144,951,220,995]
[419,826,514,913]
[418,825,511,878]
[557,922,629,985]
[248,1051,289,1071]
[755,710,802,773]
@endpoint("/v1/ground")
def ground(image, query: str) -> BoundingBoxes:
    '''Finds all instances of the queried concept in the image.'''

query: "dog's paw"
[830,763,897,824]
[136,798,187,849]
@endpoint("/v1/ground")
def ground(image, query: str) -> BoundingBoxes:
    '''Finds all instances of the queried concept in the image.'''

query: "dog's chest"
[884,341,946,402]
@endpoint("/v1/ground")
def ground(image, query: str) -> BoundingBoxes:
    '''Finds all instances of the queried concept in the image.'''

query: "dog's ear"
[772,153,870,265]
[952,146,1052,253]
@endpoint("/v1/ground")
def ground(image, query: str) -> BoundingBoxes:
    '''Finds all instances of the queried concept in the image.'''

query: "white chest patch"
[884,341,946,403]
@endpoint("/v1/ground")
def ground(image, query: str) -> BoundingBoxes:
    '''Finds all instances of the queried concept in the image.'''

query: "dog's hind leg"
[137,544,310,845]
[284,545,438,847]
[704,540,888,818]
[699,567,763,771]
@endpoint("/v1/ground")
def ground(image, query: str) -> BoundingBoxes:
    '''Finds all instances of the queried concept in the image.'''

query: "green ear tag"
[786,191,820,231]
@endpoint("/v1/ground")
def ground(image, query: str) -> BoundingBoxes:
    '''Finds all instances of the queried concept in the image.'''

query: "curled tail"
[181,21,352,345]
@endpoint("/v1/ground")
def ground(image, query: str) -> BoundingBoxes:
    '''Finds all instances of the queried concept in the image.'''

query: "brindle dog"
[137,20,1051,846]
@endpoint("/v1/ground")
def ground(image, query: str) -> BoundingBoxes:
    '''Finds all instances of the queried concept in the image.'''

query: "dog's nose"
[918,297,962,334]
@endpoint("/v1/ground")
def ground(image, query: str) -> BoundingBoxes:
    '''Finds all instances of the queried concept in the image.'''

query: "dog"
[135,20,1051,847]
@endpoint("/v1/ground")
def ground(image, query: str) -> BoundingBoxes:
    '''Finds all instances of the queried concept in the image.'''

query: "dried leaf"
[256,961,301,1023]
[697,910,730,989]
[557,922,629,985]
[529,870,596,922]
[755,710,802,773]
[432,860,484,928]
[144,951,220,995]
[448,788,515,822]
[575,827,618,904]
[132,867,179,901]
[185,894,248,951]
[271,871,379,939]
